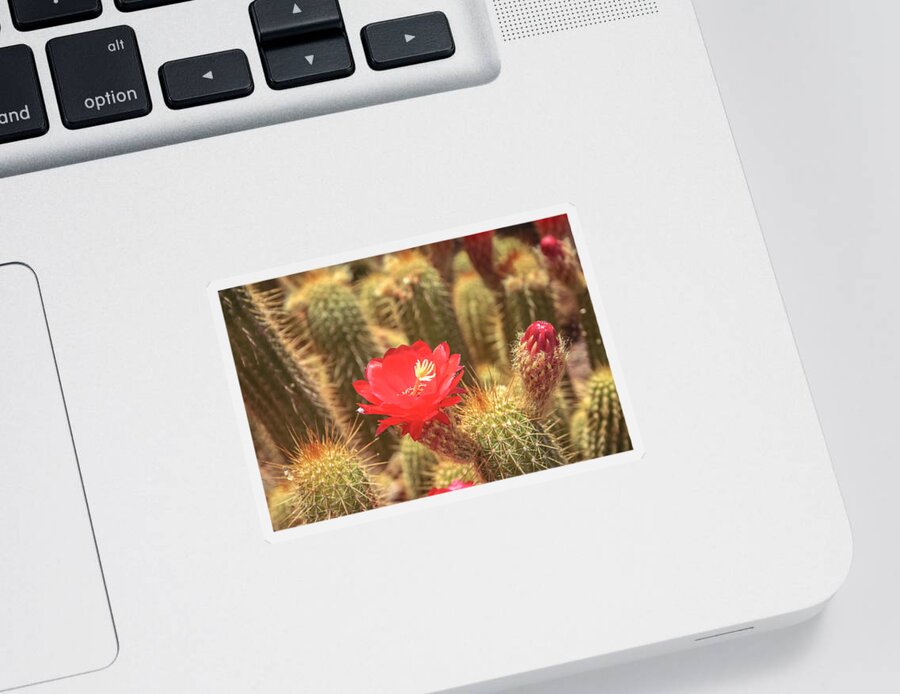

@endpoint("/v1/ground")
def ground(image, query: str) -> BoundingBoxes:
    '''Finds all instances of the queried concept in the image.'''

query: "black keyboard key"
[261,34,353,90]
[115,0,191,11]
[159,50,254,109]
[47,26,151,130]
[250,0,343,43]
[9,0,102,32]
[361,12,455,71]
[0,45,49,145]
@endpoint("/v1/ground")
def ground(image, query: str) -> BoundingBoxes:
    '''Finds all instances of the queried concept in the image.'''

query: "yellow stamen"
[414,359,436,383]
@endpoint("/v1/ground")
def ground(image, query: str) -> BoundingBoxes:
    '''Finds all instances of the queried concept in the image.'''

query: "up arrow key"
[404,34,415,43]
[292,3,301,13]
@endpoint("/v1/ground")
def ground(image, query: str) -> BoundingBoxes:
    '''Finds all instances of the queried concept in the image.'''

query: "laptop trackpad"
[0,264,117,691]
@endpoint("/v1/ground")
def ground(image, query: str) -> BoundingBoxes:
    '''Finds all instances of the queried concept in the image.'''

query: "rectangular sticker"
[212,208,635,535]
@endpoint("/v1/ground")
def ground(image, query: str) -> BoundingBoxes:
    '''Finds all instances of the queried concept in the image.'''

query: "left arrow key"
[159,50,254,110]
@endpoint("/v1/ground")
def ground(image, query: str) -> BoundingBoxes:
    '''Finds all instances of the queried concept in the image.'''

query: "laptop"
[0,1,851,692]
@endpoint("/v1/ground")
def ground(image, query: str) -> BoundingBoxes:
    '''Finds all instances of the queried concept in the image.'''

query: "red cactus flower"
[427,479,476,496]
[534,214,571,239]
[354,341,464,439]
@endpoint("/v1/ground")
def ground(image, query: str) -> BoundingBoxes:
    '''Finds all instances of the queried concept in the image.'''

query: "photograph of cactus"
[218,212,632,531]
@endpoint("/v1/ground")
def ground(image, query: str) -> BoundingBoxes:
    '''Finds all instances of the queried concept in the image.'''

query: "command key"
[0,45,49,145]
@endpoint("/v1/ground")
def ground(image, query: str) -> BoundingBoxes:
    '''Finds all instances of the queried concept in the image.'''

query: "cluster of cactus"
[220,216,632,529]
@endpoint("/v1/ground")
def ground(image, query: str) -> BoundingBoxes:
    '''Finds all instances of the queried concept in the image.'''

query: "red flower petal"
[354,340,465,438]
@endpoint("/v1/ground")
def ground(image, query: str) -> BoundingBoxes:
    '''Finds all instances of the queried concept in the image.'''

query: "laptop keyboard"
[0,0,499,176]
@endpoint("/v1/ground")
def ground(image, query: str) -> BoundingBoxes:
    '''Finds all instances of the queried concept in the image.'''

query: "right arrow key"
[362,12,455,71]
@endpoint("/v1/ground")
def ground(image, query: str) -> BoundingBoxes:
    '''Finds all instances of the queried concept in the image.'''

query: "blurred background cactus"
[575,368,633,458]
[219,213,632,529]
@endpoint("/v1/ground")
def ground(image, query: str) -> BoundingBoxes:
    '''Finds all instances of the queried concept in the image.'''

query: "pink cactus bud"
[539,235,580,289]
[534,214,572,239]
[539,235,564,260]
[515,321,567,418]
[521,320,560,356]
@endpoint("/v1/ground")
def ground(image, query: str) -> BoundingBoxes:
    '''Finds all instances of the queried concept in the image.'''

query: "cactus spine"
[357,272,400,330]
[501,272,557,347]
[514,320,568,418]
[430,460,481,489]
[266,484,295,531]
[453,272,507,368]
[283,437,379,525]
[387,253,475,373]
[297,275,393,458]
[219,285,335,456]
[399,437,438,499]
[576,369,631,458]
[418,419,481,467]
[457,386,566,482]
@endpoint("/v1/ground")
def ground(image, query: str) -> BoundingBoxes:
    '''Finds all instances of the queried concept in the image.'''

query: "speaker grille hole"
[493,0,659,42]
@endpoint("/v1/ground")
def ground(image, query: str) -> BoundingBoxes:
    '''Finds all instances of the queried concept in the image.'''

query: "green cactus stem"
[546,391,576,463]
[219,285,336,456]
[399,437,438,499]
[266,483,296,531]
[357,272,400,330]
[457,385,566,482]
[387,253,476,375]
[494,237,540,278]
[373,472,405,505]
[501,272,558,347]
[417,419,481,467]
[577,368,632,458]
[298,274,393,458]
[453,249,474,275]
[453,272,507,369]
[430,460,482,489]
[570,409,587,459]
[283,437,379,525]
